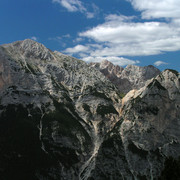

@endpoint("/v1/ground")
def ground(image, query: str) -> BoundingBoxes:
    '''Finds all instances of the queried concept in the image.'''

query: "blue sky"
[0,0,180,71]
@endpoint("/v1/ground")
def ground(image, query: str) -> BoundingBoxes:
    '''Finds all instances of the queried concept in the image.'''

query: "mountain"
[0,39,120,180]
[0,39,179,180]
[90,69,180,179]
[90,60,161,94]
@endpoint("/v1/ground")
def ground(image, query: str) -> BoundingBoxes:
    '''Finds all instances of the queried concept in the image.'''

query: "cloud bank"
[154,61,168,66]
[128,0,180,19]
[83,56,140,66]
[63,0,180,65]
[52,0,99,18]
[31,36,38,41]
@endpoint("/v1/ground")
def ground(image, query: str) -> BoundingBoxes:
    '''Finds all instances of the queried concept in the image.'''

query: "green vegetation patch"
[128,141,148,159]
[136,104,159,115]
[0,104,55,180]
[117,92,126,99]
[87,86,112,101]
[96,104,118,117]
[43,100,91,146]
[92,91,111,101]
[159,156,180,180]
[26,63,37,74]
[19,61,39,75]
[82,103,91,112]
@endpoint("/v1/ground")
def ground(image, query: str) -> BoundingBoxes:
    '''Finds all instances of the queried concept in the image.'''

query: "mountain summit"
[0,40,179,180]
[90,60,161,93]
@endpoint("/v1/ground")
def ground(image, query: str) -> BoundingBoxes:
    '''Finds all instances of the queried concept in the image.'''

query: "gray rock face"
[0,40,179,180]
[90,60,161,94]
[90,69,180,179]
[0,40,120,180]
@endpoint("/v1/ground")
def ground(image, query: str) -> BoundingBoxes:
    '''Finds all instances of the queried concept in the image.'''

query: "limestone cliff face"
[0,40,179,180]
[0,39,120,180]
[90,60,160,93]
[90,69,180,179]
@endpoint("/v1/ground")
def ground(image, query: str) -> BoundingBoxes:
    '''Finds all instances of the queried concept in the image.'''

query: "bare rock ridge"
[90,60,161,94]
[91,69,180,179]
[0,39,179,180]
[0,39,120,180]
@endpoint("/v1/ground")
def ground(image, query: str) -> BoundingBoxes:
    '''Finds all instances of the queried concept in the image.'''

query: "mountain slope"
[0,39,120,180]
[90,69,180,179]
[0,39,179,180]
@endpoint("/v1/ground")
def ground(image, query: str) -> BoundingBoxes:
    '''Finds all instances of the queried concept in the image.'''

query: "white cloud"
[86,3,100,19]
[61,0,180,66]
[86,12,95,19]
[62,34,71,38]
[48,34,71,48]
[127,0,180,19]
[105,14,136,23]
[154,61,168,66]
[31,36,38,41]
[49,34,70,41]
[64,44,89,54]
[73,37,83,43]
[52,0,99,18]
[52,0,85,12]
[48,36,61,41]
[83,56,140,66]
[78,13,180,56]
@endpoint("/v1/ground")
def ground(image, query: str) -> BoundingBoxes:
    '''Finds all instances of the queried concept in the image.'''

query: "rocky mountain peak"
[156,69,180,100]
[123,64,160,77]
[100,60,124,75]
[100,59,113,67]
[21,39,44,50]
[90,60,161,93]
[0,40,122,180]
[125,64,138,69]
[2,39,54,61]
